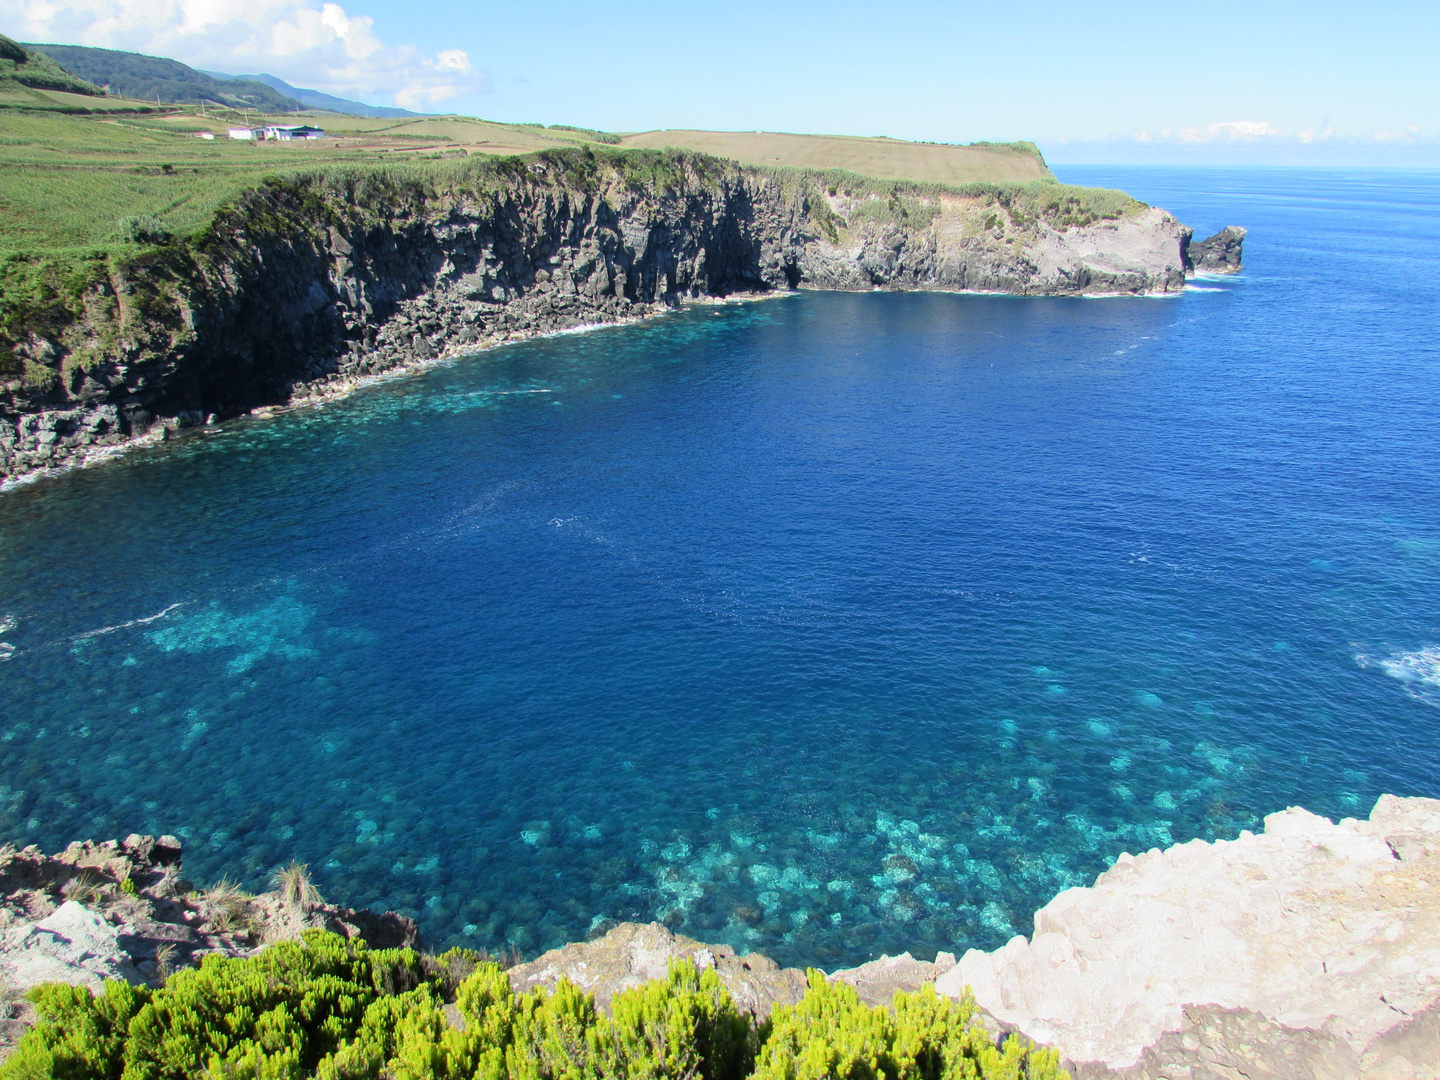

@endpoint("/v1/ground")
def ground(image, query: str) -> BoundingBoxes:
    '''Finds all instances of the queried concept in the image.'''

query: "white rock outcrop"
[0,901,141,991]
[935,795,1440,1079]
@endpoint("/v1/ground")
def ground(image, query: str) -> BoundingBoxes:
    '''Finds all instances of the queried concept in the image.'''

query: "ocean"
[0,167,1436,967]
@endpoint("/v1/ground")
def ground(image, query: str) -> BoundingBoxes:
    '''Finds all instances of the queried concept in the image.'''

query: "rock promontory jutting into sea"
[0,149,1242,485]
[1,795,1433,1077]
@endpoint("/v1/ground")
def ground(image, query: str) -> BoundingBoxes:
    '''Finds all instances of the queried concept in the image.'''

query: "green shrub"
[605,961,755,1080]
[117,215,170,246]
[754,972,1065,1080]
[0,934,1066,1080]
[0,980,147,1080]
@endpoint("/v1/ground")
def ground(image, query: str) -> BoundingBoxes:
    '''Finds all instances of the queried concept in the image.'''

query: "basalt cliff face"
[0,150,1242,484]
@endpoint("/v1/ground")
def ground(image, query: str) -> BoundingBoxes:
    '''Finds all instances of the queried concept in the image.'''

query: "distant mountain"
[0,33,103,95]
[23,43,304,111]
[207,72,423,119]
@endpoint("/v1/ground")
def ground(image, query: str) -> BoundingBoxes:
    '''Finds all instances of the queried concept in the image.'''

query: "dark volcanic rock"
[1185,226,1247,273]
[0,153,1215,485]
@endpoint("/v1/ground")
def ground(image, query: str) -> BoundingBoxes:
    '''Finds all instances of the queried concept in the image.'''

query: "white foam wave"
[1361,645,1440,706]
[73,603,183,641]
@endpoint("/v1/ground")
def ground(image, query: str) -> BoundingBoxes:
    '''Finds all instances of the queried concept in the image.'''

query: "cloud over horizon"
[1042,115,1440,166]
[0,0,488,109]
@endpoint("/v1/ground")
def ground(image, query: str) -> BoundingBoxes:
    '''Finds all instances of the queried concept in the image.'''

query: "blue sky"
[4,0,1437,164]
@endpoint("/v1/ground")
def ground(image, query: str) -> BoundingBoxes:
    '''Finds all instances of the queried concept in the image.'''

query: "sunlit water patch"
[1,169,1439,967]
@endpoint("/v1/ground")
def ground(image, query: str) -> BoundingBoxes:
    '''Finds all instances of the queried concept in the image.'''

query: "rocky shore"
[0,150,1243,486]
[2,794,1433,1078]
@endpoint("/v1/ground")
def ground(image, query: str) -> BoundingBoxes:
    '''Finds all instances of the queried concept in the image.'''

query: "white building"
[226,125,326,142]
[262,125,326,141]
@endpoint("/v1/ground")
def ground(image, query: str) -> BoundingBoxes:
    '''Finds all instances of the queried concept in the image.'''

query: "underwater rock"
[934,795,1440,1079]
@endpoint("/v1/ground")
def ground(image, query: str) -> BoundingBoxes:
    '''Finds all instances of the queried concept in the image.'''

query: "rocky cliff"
[934,795,1440,1080]
[0,834,418,1054]
[0,149,1242,484]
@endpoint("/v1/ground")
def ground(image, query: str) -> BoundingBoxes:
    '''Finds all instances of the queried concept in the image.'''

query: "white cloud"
[1,0,488,109]
[1175,120,1282,143]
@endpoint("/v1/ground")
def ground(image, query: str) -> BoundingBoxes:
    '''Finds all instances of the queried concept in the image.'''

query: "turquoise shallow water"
[1,168,1438,967]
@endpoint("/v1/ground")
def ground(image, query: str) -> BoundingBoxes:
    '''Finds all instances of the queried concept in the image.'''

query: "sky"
[3,0,1437,165]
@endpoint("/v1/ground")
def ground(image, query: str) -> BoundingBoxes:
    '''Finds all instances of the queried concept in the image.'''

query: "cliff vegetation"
[1,931,1065,1080]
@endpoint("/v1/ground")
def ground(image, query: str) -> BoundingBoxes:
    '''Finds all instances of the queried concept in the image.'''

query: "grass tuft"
[270,859,322,911]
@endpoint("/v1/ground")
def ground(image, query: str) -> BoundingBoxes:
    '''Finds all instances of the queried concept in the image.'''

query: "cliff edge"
[935,795,1440,1079]
[1,149,1243,485]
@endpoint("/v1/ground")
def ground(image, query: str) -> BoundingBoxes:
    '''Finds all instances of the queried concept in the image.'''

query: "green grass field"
[618,129,1051,185]
[0,96,1078,257]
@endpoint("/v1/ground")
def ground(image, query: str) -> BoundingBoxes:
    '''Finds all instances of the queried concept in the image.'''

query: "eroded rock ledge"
[0,833,418,1051]
[935,795,1440,1079]
[1,151,1243,485]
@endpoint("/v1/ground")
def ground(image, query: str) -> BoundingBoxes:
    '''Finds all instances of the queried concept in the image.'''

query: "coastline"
[0,151,1242,489]
[1,794,1434,1077]
[0,291,773,494]
[0,272,1223,497]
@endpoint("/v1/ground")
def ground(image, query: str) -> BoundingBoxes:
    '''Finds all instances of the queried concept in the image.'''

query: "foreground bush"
[756,973,1064,1080]
[0,932,1065,1080]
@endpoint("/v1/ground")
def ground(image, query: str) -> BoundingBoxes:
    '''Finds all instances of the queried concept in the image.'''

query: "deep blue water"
[1,168,1438,968]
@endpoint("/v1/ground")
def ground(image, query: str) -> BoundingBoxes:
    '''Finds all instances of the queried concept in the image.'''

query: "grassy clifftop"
[3,930,1067,1080]
[0,109,1132,258]
[618,129,1051,186]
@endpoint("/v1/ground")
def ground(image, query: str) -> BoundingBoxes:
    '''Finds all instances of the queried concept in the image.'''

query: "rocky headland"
[2,795,1435,1078]
[1,149,1242,485]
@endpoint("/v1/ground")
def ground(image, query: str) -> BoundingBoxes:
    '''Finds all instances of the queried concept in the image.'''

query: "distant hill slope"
[23,43,303,111]
[0,33,102,95]
[618,130,1051,185]
[212,72,422,119]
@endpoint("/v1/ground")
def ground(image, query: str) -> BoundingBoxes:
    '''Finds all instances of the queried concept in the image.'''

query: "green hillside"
[0,33,102,96]
[23,43,303,111]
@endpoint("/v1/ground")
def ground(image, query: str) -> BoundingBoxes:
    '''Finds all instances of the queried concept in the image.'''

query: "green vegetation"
[616,131,1052,187]
[22,43,304,111]
[0,34,102,97]
[0,932,1066,1080]
[757,973,1065,1080]
[519,123,622,145]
